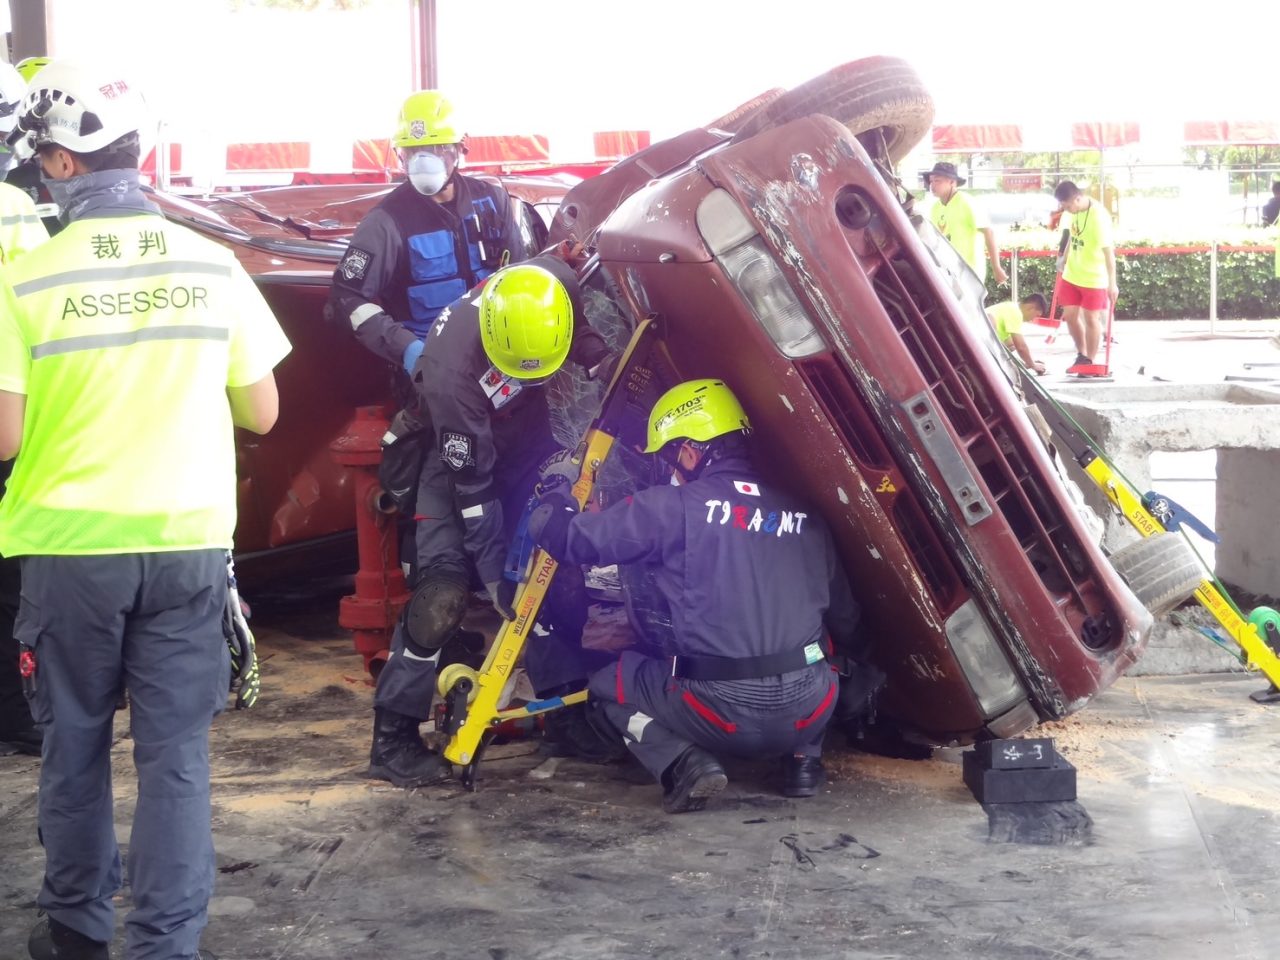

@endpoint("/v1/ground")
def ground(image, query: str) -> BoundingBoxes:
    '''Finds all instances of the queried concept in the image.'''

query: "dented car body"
[552,113,1152,744]
[151,63,1150,744]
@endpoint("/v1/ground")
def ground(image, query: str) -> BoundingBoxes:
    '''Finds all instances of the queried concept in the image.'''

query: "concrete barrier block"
[1053,383,1280,595]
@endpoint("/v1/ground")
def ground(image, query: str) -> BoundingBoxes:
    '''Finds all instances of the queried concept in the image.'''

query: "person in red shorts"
[1053,180,1117,375]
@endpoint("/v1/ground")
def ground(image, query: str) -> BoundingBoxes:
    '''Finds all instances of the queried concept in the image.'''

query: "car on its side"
[149,57,1154,745]
[547,57,1153,745]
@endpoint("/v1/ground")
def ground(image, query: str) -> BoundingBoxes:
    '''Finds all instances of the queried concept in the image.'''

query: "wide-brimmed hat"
[921,161,966,185]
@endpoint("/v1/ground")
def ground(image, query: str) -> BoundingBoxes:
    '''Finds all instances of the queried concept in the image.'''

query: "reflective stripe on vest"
[12,259,233,297]
[31,324,229,359]
[0,217,249,556]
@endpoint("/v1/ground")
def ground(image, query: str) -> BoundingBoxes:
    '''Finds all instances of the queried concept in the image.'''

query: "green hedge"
[984,230,1280,319]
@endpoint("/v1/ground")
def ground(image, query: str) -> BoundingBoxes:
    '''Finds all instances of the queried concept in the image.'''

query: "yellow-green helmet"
[15,56,50,84]
[478,264,573,380]
[393,90,460,148]
[645,379,751,454]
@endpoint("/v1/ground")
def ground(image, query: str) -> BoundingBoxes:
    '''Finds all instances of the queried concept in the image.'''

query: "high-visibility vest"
[0,182,48,264]
[0,212,291,556]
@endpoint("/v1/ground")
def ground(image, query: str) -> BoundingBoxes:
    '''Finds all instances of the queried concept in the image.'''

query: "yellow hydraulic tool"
[437,319,674,788]
[1023,370,1280,702]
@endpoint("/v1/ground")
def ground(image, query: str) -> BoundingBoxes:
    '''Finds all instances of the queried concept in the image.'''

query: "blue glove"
[402,339,425,375]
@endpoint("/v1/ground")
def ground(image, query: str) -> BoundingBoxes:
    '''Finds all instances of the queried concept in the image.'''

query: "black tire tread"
[730,56,935,164]
[1109,533,1205,617]
[705,87,787,134]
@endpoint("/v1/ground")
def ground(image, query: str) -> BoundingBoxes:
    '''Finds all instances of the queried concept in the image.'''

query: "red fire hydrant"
[330,406,410,677]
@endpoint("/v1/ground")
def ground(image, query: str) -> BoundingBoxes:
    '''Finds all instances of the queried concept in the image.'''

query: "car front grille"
[865,251,1108,642]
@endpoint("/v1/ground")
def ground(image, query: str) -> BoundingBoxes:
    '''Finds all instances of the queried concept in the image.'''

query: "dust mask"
[407,151,449,196]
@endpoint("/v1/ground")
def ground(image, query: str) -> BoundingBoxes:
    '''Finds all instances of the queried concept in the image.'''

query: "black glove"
[527,488,579,562]
[486,578,518,620]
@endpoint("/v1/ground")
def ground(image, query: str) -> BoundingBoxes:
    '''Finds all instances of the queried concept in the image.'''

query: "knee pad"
[402,577,468,656]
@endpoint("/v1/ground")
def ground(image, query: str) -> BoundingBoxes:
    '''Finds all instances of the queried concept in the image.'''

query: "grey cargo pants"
[587,650,838,781]
[376,438,589,719]
[17,551,228,960]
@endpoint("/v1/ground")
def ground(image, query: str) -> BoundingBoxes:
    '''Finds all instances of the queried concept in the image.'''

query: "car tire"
[729,56,935,165]
[1108,533,1205,617]
[705,87,787,133]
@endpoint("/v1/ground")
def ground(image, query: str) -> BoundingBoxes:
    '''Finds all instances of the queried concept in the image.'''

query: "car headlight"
[945,599,1026,718]
[696,189,825,359]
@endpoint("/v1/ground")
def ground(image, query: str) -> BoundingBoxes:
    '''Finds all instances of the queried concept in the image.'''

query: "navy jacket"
[564,455,861,662]
[329,173,529,362]
[414,256,609,583]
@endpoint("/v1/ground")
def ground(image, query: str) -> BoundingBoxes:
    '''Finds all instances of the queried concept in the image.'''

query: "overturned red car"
[152,57,1153,746]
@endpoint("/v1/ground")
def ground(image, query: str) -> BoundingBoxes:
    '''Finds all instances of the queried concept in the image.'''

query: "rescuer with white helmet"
[0,61,290,960]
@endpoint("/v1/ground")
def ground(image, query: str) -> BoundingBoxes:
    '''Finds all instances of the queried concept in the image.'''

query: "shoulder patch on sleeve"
[440,431,476,471]
[338,246,374,283]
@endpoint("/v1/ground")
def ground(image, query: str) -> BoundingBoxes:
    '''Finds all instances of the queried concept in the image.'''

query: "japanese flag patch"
[734,480,761,496]
[478,364,523,411]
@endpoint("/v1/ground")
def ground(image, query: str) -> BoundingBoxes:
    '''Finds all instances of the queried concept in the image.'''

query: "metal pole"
[1209,239,1218,335]
[410,0,438,90]
[154,125,170,193]
[9,0,50,59]
[1010,248,1019,302]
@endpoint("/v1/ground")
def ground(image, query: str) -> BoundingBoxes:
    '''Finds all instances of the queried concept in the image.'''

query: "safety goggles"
[404,142,460,160]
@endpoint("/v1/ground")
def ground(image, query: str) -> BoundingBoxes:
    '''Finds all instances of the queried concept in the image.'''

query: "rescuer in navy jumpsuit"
[530,379,872,813]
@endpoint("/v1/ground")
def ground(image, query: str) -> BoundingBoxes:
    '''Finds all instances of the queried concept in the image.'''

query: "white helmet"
[10,61,145,157]
[0,62,25,137]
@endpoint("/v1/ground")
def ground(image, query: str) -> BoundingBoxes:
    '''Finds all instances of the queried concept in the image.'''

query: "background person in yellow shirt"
[0,62,290,960]
[985,293,1048,375]
[1053,180,1118,375]
[924,161,1008,286]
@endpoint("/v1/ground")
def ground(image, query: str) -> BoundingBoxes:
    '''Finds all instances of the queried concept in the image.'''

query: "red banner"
[352,138,400,172]
[1183,120,1280,145]
[226,142,310,171]
[1071,122,1140,149]
[592,130,651,160]
[465,134,551,167]
[931,124,1023,152]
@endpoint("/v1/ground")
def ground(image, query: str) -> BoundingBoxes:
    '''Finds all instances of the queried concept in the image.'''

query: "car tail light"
[945,599,1026,718]
[697,189,825,358]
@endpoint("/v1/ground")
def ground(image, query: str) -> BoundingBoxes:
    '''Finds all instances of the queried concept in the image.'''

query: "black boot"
[28,915,110,960]
[368,708,451,788]
[782,755,826,798]
[542,700,628,764]
[661,746,727,814]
